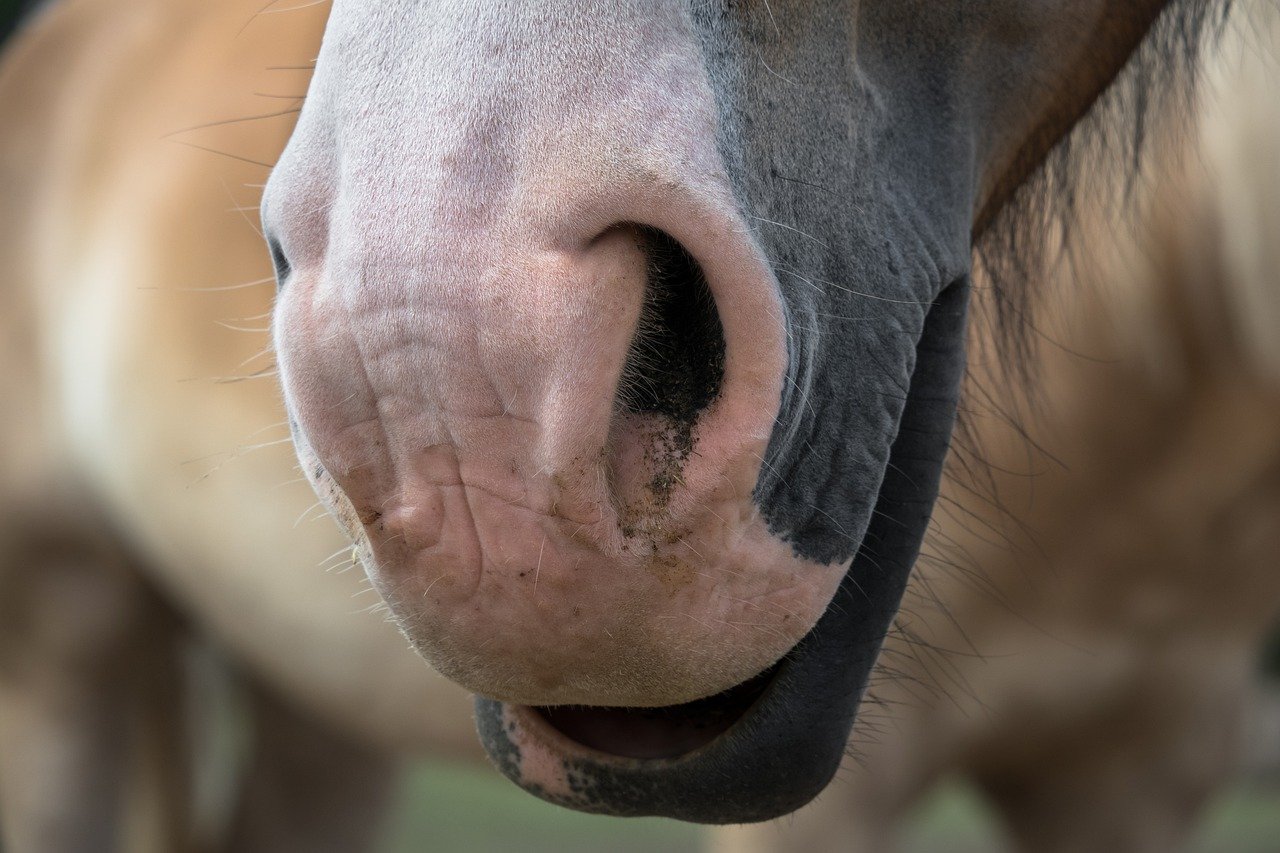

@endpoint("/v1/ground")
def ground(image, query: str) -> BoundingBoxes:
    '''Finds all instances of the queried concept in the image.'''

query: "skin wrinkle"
[695,1,1082,561]
[375,458,590,528]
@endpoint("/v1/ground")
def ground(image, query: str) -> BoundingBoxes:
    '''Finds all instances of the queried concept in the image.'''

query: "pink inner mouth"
[532,659,781,760]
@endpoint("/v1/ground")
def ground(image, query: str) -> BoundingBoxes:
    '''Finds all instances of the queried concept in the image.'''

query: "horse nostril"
[617,227,726,422]
[267,234,292,289]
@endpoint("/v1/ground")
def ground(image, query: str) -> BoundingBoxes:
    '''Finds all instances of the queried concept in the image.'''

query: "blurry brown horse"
[0,2,476,850]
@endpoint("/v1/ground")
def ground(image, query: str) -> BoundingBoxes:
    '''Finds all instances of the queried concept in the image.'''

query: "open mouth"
[532,657,783,761]
[472,640,843,824]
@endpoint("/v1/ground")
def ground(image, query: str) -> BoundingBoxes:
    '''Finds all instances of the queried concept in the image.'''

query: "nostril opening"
[267,234,292,289]
[617,227,726,421]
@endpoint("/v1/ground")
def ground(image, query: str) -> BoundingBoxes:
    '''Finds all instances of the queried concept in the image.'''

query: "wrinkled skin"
[267,0,1172,822]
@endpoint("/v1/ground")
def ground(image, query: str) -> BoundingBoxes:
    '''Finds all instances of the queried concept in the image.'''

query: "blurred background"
[1,0,1278,851]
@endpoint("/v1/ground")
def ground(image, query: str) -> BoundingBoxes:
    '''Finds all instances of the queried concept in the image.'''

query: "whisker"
[162,107,302,139]
[167,139,275,169]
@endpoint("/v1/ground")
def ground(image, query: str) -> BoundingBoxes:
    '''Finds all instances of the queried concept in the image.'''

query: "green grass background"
[381,759,1280,853]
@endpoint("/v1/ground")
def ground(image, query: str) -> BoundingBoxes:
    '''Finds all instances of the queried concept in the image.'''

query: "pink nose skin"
[267,2,848,709]
[274,197,842,707]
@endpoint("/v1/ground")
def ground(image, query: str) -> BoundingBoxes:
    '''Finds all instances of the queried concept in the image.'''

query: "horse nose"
[615,228,724,427]
[584,224,729,521]
[264,22,831,705]
[271,160,824,706]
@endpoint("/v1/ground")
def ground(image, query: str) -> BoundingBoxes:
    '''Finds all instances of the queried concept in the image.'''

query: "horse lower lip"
[531,660,782,761]
[471,638,847,822]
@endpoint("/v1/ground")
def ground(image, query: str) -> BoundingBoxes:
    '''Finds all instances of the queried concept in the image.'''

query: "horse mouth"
[530,658,782,760]
[472,644,841,824]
